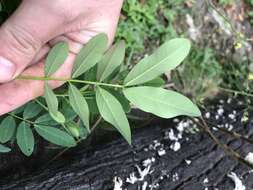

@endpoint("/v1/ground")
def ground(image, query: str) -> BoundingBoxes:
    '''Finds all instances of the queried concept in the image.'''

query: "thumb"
[0,1,65,83]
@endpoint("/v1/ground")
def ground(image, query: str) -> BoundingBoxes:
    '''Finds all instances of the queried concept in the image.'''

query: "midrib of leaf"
[125,45,186,86]
[100,50,117,81]
[99,89,125,136]
[71,87,87,124]
[47,53,58,76]
[2,126,9,140]
[45,83,57,114]
[23,126,29,150]
[131,92,197,115]
[38,126,71,144]
[73,42,97,77]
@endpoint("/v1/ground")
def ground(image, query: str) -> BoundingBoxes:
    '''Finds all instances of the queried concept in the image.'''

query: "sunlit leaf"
[72,33,108,78]
[35,125,76,147]
[16,122,34,156]
[123,87,201,118]
[96,87,131,144]
[69,84,90,131]
[0,116,16,143]
[45,42,69,76]
[97,41,125,81]
[124,38,191,86]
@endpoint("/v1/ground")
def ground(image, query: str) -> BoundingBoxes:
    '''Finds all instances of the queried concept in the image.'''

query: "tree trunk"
[0,99,253,190]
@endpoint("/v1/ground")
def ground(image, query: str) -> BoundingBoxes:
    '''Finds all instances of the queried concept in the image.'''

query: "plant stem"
[35,99,48,111]
[17,75,124,89]
[8,113,35,125]
[43,116,102,168]
[219,87,253,97]
[192,117,253,169]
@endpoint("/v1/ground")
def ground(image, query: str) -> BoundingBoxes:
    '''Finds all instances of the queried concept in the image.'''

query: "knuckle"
[48,0,78,22]
[3,24,41,57]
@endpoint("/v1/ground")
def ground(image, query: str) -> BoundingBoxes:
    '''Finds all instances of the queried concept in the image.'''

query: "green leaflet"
[50,112,66,124]
[142,77,165,87]
[12,105,25,114]
[96,87,131,144]
[68,84,90,132]
[45,42,69,76]
[23,102,42,119]
[124,38,191,86]
[0,144,11,153]
[44,83,58,115]
[44,82,65,123]
[123,87,201,118]
[66,121,88,139]
[66,121,81,138]
[72,33,108,78]
[108,89,131,113]
[0,116,16,143]
[35,125,76,147]
[97,41,125,81]
[86,97,99,114]
[35,113,58,126]
[16,122,34,156]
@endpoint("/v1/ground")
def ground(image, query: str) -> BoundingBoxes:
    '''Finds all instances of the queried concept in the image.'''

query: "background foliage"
[0,0,253,156]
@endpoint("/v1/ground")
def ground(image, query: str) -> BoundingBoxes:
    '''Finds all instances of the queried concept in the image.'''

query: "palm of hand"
[0,0,123,115]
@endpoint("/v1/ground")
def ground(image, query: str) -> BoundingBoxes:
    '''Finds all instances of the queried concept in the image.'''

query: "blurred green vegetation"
[116,0,186,52]
[116,0,253,104]
[0,0,252,104]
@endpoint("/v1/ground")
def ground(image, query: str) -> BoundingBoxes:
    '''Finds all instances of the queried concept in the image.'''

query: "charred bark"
[0,99,253,190]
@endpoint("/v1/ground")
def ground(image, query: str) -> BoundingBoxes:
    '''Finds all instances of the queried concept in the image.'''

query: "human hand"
[0,0,123,115]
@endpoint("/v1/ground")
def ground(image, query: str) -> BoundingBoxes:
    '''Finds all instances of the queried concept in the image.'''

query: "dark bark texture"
[0,98,253,190]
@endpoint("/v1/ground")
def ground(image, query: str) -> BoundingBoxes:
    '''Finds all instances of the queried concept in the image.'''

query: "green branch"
[17,75,124,89]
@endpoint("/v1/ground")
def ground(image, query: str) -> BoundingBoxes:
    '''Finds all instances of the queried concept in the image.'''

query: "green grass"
[116,0,185,55]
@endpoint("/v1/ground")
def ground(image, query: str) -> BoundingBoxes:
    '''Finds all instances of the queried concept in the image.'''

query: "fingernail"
[0,57,16,83]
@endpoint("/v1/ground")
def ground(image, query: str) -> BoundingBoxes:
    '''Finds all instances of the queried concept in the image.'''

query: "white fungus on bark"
[126,165,152,185]
[142,181,148,190]
[227,172,246,190]
[185,159,191,165]
[158,148,166,156]
[245,152,253,165]
[113,177,123,190]
[170,141,181,152]
[203,177,209,183]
